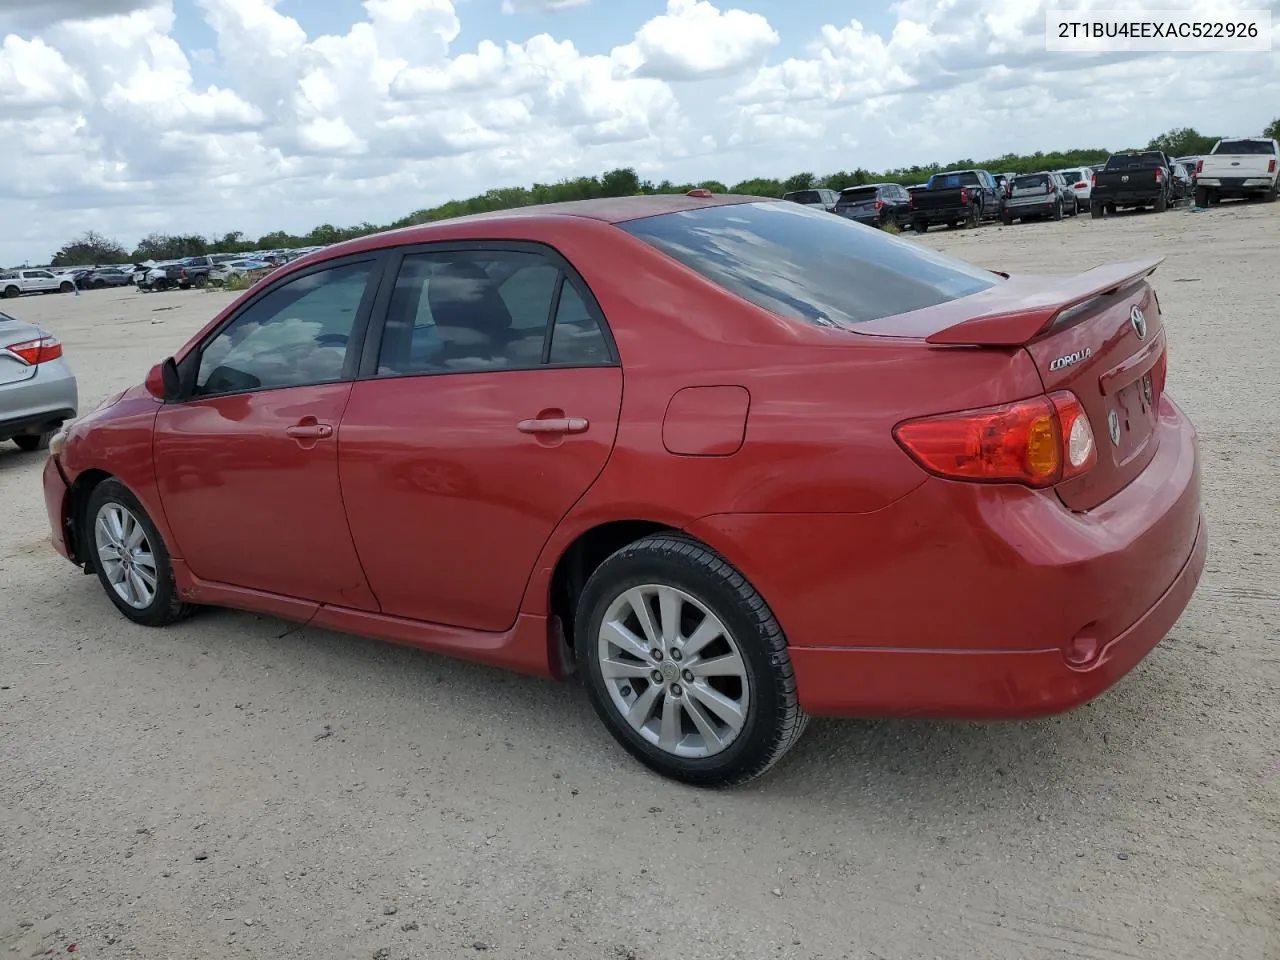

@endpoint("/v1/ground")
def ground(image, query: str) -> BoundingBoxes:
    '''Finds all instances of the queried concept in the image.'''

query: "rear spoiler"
[926,257,1164,347]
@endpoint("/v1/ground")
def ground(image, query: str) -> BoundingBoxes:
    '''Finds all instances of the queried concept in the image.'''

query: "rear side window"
[1214,140,1277,155]
[618,201,999,328]
[375,249,612,376]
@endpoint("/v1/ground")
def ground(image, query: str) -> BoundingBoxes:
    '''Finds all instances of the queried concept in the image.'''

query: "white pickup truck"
[1194,137,1279,206]
[0,269,77,299]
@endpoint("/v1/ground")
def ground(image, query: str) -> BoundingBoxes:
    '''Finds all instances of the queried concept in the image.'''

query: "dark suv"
[833,183,912,229]
[782,188,839,212]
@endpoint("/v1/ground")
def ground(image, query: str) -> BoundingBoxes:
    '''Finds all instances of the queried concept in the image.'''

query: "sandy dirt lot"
[2,204,1277,960]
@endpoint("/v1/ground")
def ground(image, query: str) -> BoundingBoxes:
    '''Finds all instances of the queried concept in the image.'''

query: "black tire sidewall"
[576,539,791,786]
[86,479,183,626]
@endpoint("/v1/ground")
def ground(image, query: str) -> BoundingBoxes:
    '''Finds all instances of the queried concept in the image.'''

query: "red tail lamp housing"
[893,392,1096,488]
[6,335,63,365]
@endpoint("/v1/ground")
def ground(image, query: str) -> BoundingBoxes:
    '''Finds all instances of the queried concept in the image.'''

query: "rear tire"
[13,431,53,452]
[85,479,194,628]
[1053,200,1063,221]
[914,220,928,233]
[1264,181,1278,203]
[1155,191,1168,213]
[59,281,74,293]
[1001,211,1013,225]
[1194,186,1208,208]
[3,285,18,298]
[194,274,208,288]
[577,534,807,787]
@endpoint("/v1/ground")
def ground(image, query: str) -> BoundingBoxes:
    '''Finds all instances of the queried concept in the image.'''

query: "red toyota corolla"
[41,193,1206,786]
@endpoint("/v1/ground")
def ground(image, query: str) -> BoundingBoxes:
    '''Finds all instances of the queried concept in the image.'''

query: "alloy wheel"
[94,503,158,610]
[596,584,750,759]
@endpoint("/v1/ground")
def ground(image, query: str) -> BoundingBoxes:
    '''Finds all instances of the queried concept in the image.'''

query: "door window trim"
[170,250,390,403]
[355,239,621,381]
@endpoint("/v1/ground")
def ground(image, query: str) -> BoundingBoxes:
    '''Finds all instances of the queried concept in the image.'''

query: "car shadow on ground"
[28,569,1192,824]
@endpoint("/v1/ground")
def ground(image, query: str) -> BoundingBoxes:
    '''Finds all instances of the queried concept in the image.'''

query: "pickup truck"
[1193,137,1279,205]
[175,254,240,289]
[0,269,77,298]
[1089,151,1172,217]
[909,169,1001,232]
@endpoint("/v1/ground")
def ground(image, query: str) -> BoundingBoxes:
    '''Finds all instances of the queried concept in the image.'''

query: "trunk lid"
[855,258,1168,512]
[0,315,41,386]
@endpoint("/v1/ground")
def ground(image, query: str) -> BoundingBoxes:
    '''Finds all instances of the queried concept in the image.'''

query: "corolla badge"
[1048,347,1093,372]
[1130,305,1147,339]
[1107,409,1121,446]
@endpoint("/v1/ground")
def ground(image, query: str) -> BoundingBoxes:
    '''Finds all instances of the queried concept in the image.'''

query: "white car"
[1055,168,1093,206]
[1194,137,1279,205]
[0,269,78,299]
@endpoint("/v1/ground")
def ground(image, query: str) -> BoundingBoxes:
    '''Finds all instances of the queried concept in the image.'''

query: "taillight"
[1090,173,1097,188]
[5,335,63,365]
[1154,167,1164,181]
[959,187,969,203]
[893,391,1094,488]
[1075,181,1087,188]
[874,199,885,210]
[1048,180,1057,193]
[1195,159,1203,174]
[181,268,189,279]
[908,194,915,209]
[1269,158,1277,174]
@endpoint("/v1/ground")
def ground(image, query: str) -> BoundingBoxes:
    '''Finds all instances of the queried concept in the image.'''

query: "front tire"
[86,479,193,627]
[577,534,807,787]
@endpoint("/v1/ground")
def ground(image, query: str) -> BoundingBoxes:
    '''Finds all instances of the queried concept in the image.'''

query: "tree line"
[41,120,1280,269]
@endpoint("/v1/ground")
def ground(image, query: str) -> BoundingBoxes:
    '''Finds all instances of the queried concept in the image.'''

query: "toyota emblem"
[1130,305,1147,340]
[1107,409,1121,446]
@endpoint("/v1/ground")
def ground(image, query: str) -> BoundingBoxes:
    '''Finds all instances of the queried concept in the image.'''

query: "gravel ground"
[2,204,1277,960]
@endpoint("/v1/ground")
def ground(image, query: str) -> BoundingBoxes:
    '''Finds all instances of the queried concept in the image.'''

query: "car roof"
[303,193,773,264]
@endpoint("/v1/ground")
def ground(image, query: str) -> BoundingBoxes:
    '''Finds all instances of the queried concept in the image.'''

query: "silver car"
[0,311,77,452]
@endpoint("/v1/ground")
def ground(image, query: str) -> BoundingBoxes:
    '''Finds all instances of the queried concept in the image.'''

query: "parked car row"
[784,136,1277,233]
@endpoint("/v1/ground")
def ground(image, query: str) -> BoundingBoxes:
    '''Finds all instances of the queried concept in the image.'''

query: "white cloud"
[501,0,591,11]
[618,0,780,81]
[0,0,1276,265]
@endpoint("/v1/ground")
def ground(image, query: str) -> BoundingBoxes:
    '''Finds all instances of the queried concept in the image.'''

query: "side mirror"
[145,357,181,402]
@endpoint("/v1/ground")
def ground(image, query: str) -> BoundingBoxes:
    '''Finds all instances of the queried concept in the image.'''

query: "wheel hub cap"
[94,503,158,610]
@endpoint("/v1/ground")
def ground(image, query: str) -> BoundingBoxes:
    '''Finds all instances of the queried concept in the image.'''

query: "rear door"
[338,242,623,631]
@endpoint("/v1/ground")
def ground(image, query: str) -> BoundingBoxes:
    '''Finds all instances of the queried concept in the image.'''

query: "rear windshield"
[930,172,981,188]
[1058,170,1084,182]
[783,190,823,204]
[1214,139,1277,155]
[1013,174,1048,188]
[1106,153,1162,170]
[838,187,878,202]
[618,201,999,328]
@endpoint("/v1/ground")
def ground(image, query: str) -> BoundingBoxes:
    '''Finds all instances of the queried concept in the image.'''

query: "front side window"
[619,200,999,328]
[375,249,611,376]
[195,260,374,397]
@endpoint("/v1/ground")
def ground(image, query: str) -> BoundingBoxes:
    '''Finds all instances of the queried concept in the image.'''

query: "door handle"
[517,417,589,435]
[285,423,333,440]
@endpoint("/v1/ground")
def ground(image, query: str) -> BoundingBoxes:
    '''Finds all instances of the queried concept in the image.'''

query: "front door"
[339,245,623,631]
[153,257,384,609]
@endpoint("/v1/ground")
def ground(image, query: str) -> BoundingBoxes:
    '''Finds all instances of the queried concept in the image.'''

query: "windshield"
[930,172,981,188]
[1214,140,1277,155]
[618,201,999,328]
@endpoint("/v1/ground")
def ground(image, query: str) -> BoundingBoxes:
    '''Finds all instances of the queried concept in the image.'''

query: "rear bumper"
[690,394,1204,719]
[914,206,971,223]
[1006,199,1058,217]
[790,515,1205,718]
[0,360,77,441]
[1095,191,1162,206]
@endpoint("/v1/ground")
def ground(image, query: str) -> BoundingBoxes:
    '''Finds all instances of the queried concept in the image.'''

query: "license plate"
[1112,377,1157,460]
